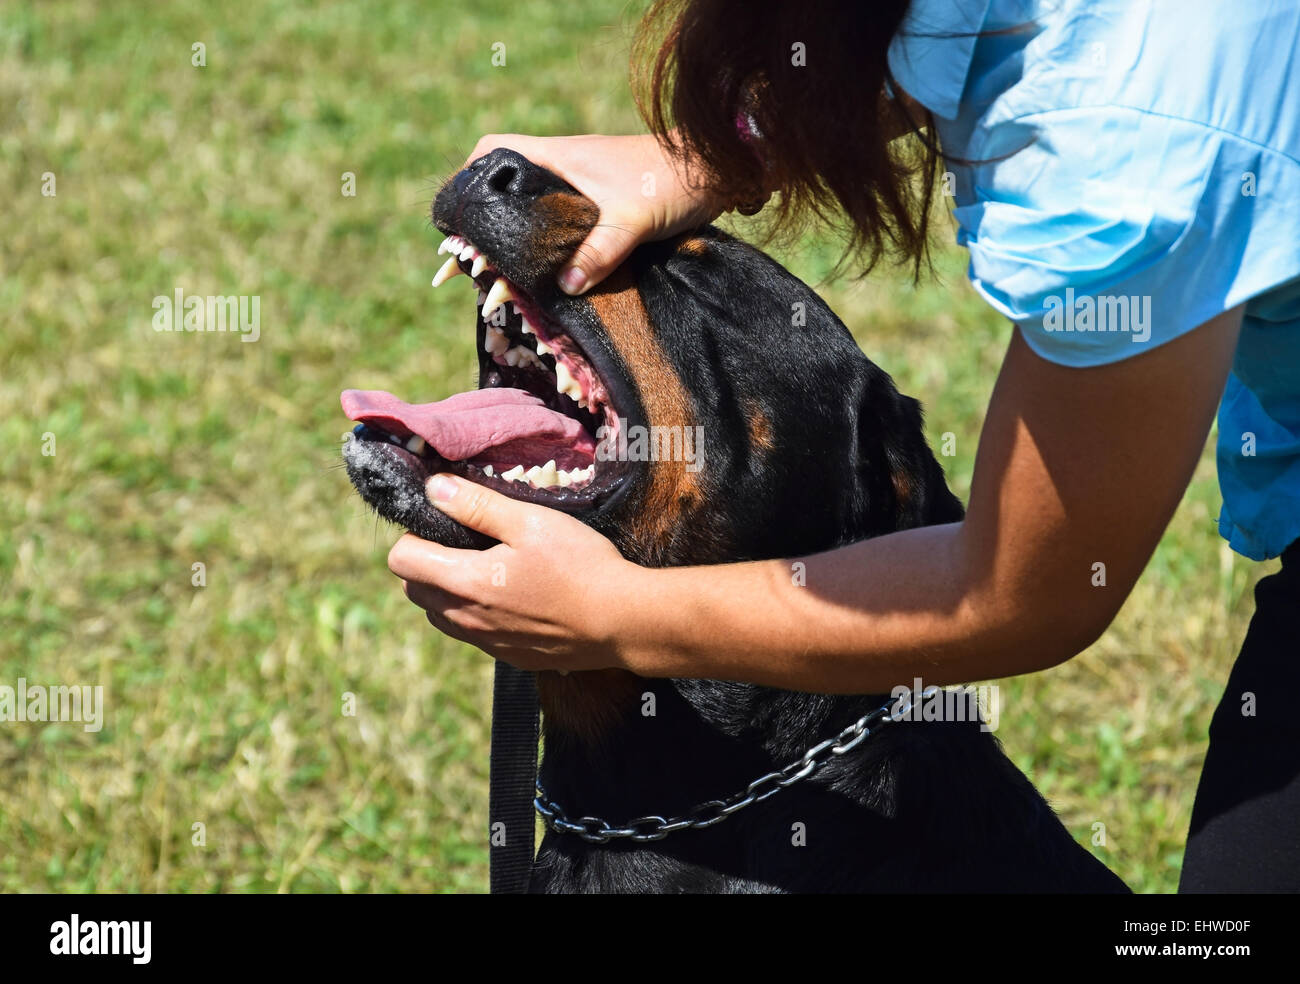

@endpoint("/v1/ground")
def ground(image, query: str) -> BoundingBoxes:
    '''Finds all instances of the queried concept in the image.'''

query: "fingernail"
[429,474,458,503]
[559,266,587,295]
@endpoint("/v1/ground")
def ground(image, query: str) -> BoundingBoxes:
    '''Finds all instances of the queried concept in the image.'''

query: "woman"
[388,0,1300,891]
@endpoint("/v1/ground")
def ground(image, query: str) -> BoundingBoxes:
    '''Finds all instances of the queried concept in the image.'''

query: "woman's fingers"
[425,473,538,543]
[387,532,465,585]
[461,132,545,171]
[558,211,643,294]
[401,575,455,613]
[456,133,720,294]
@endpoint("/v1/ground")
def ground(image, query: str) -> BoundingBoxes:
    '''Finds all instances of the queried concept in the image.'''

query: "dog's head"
[342,147,960,567]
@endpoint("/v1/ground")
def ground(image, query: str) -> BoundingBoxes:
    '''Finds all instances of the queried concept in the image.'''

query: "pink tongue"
[341,388,594,462]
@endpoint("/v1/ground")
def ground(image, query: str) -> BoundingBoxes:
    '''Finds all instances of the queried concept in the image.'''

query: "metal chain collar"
[534,686,939,844]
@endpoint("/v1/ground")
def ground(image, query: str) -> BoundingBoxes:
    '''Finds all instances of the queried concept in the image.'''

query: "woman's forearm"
[613,520,1074,693]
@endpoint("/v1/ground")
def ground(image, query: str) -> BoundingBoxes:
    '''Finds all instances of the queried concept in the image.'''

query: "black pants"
[1181,539,1300,892]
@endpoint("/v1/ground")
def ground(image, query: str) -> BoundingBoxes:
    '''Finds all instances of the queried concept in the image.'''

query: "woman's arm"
[390,307,1242,692]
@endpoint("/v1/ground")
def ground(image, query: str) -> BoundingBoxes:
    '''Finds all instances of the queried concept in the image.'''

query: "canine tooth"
[509,346,539,368]
[432,255,463,287]
[471,254,488,277]
[482,278,513,318]
[535,339,551,356]
[483,464,494,477]
[501,465,525,482]
[554,361,583,401]
[405,435,426,454]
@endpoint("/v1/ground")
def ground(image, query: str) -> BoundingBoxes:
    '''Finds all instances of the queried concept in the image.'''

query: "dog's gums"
[341,232,627,507]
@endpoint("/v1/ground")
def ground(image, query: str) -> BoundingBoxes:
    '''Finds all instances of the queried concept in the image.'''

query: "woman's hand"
[387,473,641,671]
[462,133,728,295]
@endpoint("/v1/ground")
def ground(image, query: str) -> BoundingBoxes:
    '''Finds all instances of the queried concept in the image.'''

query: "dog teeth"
[554,361,584,403]
[500,345,540,368]
[500,345,541,368]
[432,255,463,287]
[482,464,493,477]
[405,435,426,454]
[482,278,513,318]
[496,462,594,488]
[438,238,594,417]
[546,463,593,488]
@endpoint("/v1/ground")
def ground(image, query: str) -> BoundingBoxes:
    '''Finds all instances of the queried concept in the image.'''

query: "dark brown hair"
[633,0,938,278]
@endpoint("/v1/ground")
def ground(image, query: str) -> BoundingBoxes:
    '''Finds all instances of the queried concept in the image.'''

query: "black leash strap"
[488,661,539,894]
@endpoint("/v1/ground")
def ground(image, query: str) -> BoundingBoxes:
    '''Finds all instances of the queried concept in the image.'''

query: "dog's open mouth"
[341,233,629,508]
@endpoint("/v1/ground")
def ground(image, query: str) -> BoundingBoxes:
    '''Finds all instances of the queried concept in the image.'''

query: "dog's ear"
[852,365,965,535]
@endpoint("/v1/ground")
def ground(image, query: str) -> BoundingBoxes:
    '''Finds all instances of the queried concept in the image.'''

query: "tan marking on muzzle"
[587,268,701,558]
[676,236,711,257]
[744,397,775,454]
[536,669,642,744]
[531,192,600,267]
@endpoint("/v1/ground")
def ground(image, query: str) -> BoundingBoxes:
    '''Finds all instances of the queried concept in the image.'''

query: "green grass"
[0,0,1275,893]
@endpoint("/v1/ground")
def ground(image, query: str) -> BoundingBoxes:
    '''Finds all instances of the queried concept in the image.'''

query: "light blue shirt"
[889,0,1300,561]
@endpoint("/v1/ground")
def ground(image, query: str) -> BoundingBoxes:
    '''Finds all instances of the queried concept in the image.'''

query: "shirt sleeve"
[953,105,1300,367]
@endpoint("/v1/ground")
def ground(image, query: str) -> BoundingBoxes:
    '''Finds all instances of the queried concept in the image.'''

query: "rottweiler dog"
[341,148,1128,893]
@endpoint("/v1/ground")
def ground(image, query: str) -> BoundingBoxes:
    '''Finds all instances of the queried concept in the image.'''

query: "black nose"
[455,147,568,202]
